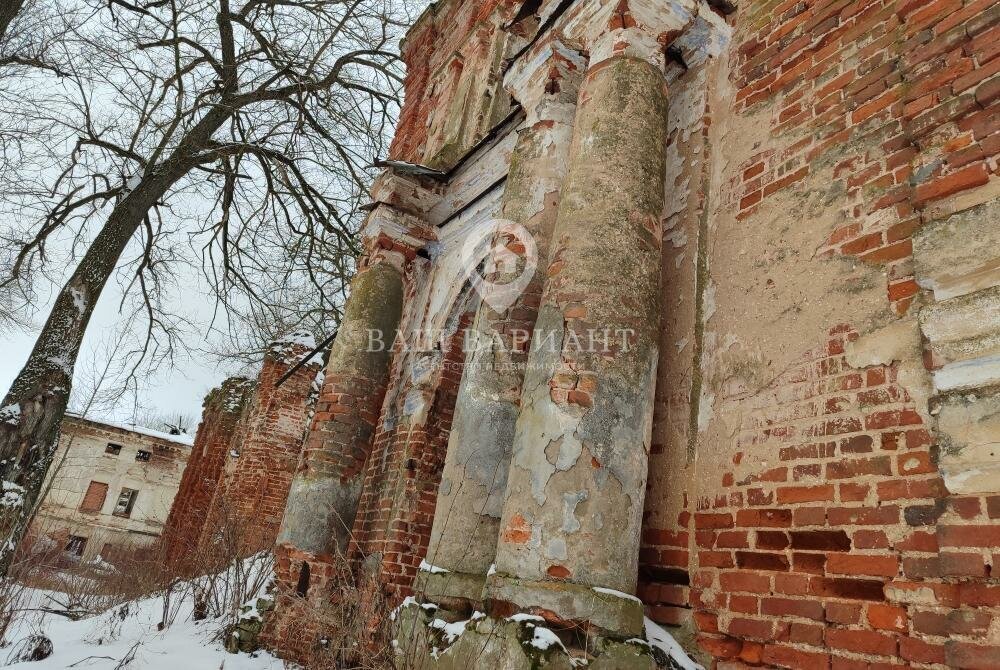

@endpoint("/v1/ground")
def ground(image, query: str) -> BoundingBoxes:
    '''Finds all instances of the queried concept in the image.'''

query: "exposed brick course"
[161,377,255,571]
[258,0,1000,665]
[162,338,318,568]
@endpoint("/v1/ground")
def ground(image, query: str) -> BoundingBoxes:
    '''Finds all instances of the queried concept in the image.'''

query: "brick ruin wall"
[161,377,255,571]
[239,0,1000,667]
[162,338,320,568]
[637,0,1000,667]
[208,340,322,554]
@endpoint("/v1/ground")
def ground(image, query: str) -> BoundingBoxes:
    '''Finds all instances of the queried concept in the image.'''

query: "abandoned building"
[159,0,1000,666]
[29,414,191,564]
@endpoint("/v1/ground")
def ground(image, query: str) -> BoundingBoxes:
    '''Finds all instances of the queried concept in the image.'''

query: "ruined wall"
[162,335,319,567]
[638,0,1000,667]
[160,377,255,571]
[264,0,1000,667]
[200,336,321,555]
[389,0,516,168]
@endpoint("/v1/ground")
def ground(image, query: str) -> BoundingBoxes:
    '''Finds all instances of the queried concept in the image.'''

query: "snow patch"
[66,413,194,447]
[644,617,704,670]
[0,404,20,425]
[46,354,73,376]
[270,331,323,367]
[419,559,449,574]
[389,596,438,622]
[274,330,317,348]
[527,625,565,652]
[1,480,26,508]
[428,611,485,644]
[3,560,282,669]
[69,287,87,314]
[508,613,545,623]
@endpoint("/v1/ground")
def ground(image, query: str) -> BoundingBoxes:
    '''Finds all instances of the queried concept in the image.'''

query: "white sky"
[1,270,235,423]
[0,0,437,428]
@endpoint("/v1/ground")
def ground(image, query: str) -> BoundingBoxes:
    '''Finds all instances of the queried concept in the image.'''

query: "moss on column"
[486,55,669,637]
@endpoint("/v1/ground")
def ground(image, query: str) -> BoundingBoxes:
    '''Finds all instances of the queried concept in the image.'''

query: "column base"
[484,575,645,638]
[392,600,657,670]
[414,568,487,609]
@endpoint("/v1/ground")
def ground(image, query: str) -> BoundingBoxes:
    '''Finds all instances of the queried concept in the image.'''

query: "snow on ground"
[4,583,283,669]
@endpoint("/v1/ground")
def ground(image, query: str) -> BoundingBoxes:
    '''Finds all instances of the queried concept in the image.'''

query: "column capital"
[359,167,441,268]
[504,37,587,126]
[368,167,444,218]
[360,204,437,268]
[584,0,698,69]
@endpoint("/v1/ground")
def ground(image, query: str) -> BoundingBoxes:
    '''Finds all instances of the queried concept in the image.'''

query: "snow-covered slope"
[4,586,283,668]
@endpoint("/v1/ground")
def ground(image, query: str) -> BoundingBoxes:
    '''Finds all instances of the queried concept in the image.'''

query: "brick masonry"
[638,0,1000,667]
[161,377,255,572]
[162,338,319,566]
[347,312,474,600]
[259,0,1000,666]
[211,339,322,554]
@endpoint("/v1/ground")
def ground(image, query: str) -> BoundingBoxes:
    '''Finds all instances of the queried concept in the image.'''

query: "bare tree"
[0,0,417,574]
[129,408,198,436]
[0,0,79,74]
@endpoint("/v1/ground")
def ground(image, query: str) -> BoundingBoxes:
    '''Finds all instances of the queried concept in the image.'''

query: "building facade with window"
[28,414,192,563]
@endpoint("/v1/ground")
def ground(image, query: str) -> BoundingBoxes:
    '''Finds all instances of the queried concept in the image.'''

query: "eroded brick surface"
[161,377,255,571]
[259,0,1000,665]
[640,0,1000,665]
[163,337,319,566]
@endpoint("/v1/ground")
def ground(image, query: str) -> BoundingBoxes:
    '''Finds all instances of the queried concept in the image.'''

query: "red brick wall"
[388,15,436,164]
[347,312,474,601]
[261,544,343,666]
[259,0,999,666]
[731,0,998,317]
[387,0,516,165]
[160,377,255,571]
[639,0,1000,667]
[202,341,321,555]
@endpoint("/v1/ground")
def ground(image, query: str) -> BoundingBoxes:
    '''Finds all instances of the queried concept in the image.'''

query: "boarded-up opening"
[79,481,109,513]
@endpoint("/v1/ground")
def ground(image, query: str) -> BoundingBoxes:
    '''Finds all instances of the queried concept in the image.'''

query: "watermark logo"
[460,218,537,313]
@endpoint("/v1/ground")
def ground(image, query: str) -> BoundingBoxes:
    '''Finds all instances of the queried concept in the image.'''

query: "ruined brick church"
[161,0,1000,666]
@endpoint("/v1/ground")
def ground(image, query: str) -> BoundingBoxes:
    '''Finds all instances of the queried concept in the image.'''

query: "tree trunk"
[0,0,26,45]
[0,196,153,573]
[0,105,232,575]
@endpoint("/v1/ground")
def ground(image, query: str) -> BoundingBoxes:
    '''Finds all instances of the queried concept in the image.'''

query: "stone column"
[276,177,438,560]
[419,39,586,605]
[484,8,680,637]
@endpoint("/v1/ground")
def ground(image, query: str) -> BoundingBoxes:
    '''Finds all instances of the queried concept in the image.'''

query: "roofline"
[63,413,193,449]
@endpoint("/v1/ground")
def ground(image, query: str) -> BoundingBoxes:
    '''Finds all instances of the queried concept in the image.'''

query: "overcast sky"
[0,0,436,430]
[1,266,239,425]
